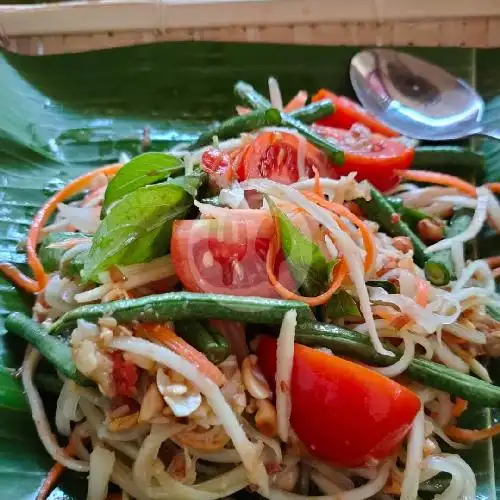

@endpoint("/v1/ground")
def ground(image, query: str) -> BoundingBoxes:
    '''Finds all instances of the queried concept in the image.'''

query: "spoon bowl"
[350,49,498,141]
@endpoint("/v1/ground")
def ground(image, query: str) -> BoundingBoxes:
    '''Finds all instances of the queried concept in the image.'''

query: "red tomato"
[171,218,294,297]
[314,125,414,192]
[235,131,335,184]
[111,352,139,398]
[312,89,399,137]
[256,336,420,468]
[200,148,235,189]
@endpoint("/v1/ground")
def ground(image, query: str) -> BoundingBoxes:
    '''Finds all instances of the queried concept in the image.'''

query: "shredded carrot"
[24,163,122,292]
[303,192,376,273]
[383,471,402,496]
[311,166,323,197]
[486,182,500,194]
[344,201,363,218]
[36,432,80,500]
[446,341,473,363]
[452,397,469,418]
[372,306,411,330]
[0,262,39,293]
[442,332,468,346]
[391,314,411,331]
[395,169,477,197]
[136,323,226,386]
[445,423,500,442]
[415,277,429,307]
[283,90,308,112]
[266,232,348,306]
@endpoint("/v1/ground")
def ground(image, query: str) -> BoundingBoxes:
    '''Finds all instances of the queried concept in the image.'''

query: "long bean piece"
[5,313,89,385]
[234,81,344,164]
[424,208,473,286]
[50,292,314,335]
[48,289,500,406]
[294,322,500,408]
[386,197,435,229]
[187,107,282,151]
[357,187,428,266]
[175,321,230,364]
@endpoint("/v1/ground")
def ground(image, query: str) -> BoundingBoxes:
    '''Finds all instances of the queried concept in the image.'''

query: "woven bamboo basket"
[2,0,500,56]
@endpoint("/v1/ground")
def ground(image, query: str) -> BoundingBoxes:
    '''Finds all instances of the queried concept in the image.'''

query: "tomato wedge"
[111,352,139,398]
[314,125,414,192]
[256,336,420,468]
[235,131,335,184]
[171,218,294,297]
[312,89,399,137]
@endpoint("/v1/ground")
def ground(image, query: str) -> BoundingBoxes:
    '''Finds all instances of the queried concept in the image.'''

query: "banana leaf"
[0,42,499,499]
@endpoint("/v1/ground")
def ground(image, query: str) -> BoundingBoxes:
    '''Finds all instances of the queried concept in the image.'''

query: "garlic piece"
[156,369,202,417]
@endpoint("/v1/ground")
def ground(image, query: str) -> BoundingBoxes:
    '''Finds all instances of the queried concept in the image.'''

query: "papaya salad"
[3,78,500,500]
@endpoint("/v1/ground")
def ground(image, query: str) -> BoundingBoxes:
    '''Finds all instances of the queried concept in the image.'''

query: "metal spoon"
[350,48,499,141]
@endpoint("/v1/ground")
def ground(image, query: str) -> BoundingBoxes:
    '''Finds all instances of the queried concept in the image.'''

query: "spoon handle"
[478,127,500,140]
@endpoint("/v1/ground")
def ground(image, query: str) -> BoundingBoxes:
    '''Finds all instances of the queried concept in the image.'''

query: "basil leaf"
[167,171,206,197]
[38,232,90,274]
[325,290,361,320]
[102,152,184,214]
[271,202,334,296]
[82,181,193,282]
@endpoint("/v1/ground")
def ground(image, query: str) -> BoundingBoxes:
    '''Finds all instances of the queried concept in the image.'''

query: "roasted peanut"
[242,355,271,400]
[417,219,444,243]
[255,399,278,438]
[392,236,413,253]
[139,382,165,422]
[108,412,139,432]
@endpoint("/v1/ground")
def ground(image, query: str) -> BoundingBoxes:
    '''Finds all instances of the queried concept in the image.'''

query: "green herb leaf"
[325,290,361,320]
[38,232,90,275]
[167,171,206,197]
[82,181,193,282]
[270,201,333,296]
[102,152,184,215]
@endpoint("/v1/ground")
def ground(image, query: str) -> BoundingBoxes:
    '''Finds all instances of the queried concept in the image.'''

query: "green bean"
[289,99,334,123]
[234,81,273,109]
[5,313,90,386]
[386,196,436,230]
[413,146,484,172]
[281,114,344,163]
[187,107,282,151]
[357,187,428,266]
[234,81,344,164]
[294,322,500,407]
[45,286,500,406]
[424,208,473,286]
[234,83,335,124]
[50,292,314,335]
[175,321,230,364]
